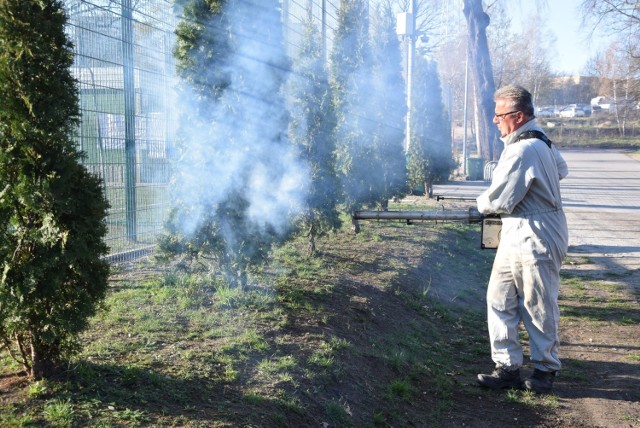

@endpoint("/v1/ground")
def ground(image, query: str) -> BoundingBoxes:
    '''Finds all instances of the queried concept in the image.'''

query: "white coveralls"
[476,118,569,372]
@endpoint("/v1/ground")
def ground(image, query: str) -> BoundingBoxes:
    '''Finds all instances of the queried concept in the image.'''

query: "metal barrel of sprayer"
[352,208,483,223]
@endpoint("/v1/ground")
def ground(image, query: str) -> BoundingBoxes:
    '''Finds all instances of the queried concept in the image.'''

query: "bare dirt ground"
[550,150,640,427]
[552,256,640,428]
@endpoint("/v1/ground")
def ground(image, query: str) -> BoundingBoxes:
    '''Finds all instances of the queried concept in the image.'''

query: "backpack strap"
[515,130,552,148]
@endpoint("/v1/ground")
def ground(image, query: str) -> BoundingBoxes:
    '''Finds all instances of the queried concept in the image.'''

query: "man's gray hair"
[494,85,535,116]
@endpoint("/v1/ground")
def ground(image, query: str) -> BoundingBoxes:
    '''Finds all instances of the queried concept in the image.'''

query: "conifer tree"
[160,0,296,286]
[331,0,378,222]
[0,0,110,379]
[370,3,408,208]
[407,57,456,198]
[288,17,340,254]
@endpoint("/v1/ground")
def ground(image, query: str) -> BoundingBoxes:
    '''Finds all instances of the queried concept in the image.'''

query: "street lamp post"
[396,1,415,153]
[463,44,469,177]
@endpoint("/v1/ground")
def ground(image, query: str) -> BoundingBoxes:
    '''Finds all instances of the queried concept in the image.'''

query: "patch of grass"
[505,389,560,408]
[112,407,149,425]
[43,399,75,428]
[328,336,350,351]
[387,351,408,372]
[0,353,22,374]
[0,412,36,427]
[602,270,634,279]
[505,388,536,405]
[372,411,388,426]
[550,126,640,149]
[540,393,560,408]
[386,379,415,401]
[308,349,334,369]
[257,355,297,379]
[620,414,640,424]
[28,380,50,399]
[564,255,592,266]
[272,393,305,414]
[559,361,590,384]
[326,400,352,426]
[559,271,639,324]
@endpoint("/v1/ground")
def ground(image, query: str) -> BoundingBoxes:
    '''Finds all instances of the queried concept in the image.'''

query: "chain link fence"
[64,0,177,262]
[62,0,339,262]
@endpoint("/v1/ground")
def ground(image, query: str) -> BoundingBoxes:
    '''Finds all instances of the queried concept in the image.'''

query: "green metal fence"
[62,0,340,262]
[64,0,177,262]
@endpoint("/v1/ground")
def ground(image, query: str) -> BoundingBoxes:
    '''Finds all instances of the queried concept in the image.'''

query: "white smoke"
[171,0,310,240]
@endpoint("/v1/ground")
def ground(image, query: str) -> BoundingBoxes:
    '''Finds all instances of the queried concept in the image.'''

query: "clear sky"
[509,0,610,75]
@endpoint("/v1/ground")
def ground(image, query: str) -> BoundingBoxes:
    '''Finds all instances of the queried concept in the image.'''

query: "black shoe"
[477,367,522,390]
[524,369,556,393]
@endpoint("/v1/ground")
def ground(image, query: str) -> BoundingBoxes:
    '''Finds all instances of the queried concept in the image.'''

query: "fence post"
[121,0,137,242]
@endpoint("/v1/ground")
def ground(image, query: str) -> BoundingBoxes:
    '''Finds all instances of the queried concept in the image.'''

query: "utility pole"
[406,0,415,153]
[463,43,469,177]
[397,0,415,152]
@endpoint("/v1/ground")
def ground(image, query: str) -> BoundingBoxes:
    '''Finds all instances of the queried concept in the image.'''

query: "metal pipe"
[353,209,482,222]
[435,195,477,201]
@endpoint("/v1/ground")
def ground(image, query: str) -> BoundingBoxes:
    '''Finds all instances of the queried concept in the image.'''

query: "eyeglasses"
[494,110,520,120]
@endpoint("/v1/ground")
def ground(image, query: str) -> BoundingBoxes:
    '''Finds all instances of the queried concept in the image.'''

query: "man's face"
[493,98,524,137]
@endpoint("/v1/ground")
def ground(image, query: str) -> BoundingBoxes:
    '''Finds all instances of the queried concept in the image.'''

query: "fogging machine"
[353,197,502,249]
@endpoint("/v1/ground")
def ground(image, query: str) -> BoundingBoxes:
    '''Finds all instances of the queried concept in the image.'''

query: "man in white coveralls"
[476,85,569,394]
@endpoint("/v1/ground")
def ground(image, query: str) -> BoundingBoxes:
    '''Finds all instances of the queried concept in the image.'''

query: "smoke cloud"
[171,0,310,242]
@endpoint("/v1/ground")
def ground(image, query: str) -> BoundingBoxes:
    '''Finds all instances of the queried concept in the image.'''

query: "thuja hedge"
[0,0,110,379]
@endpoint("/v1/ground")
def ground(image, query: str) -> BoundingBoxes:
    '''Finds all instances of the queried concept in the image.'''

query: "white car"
[559,106,585,118]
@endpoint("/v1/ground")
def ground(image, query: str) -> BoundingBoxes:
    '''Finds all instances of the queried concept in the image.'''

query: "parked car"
[591,105,603,115]
[577,103,592,117]
[559,106,585,118]
[536,107,555,117]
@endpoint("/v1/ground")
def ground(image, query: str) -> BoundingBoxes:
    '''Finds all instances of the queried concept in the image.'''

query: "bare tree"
[487,2,516,91]
[462,0,501,161]
[591,41,640,136]
[435,34,467,150]
[488,9,555,106]
[580,0,640,40]
[581,0,640,134]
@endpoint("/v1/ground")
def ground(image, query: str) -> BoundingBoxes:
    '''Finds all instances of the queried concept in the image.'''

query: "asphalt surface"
[433,149,640,272]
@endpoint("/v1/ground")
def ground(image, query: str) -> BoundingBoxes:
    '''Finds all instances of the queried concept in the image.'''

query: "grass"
[559,271,640,324]
[43,399,75,427]
[1,207,635,426]
[542,118,640,149]
[505,389,560,408]
[325,400,352,426]
[560,359,590,384]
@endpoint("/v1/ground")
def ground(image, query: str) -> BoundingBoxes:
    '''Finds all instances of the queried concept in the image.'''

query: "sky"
[508,0,611,75]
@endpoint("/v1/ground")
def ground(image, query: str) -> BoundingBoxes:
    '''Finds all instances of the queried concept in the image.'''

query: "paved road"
[560,149,640,272]
[433,149,640,272]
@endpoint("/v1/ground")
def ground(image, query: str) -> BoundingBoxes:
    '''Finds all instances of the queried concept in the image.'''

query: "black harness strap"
[516,130,553,148]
